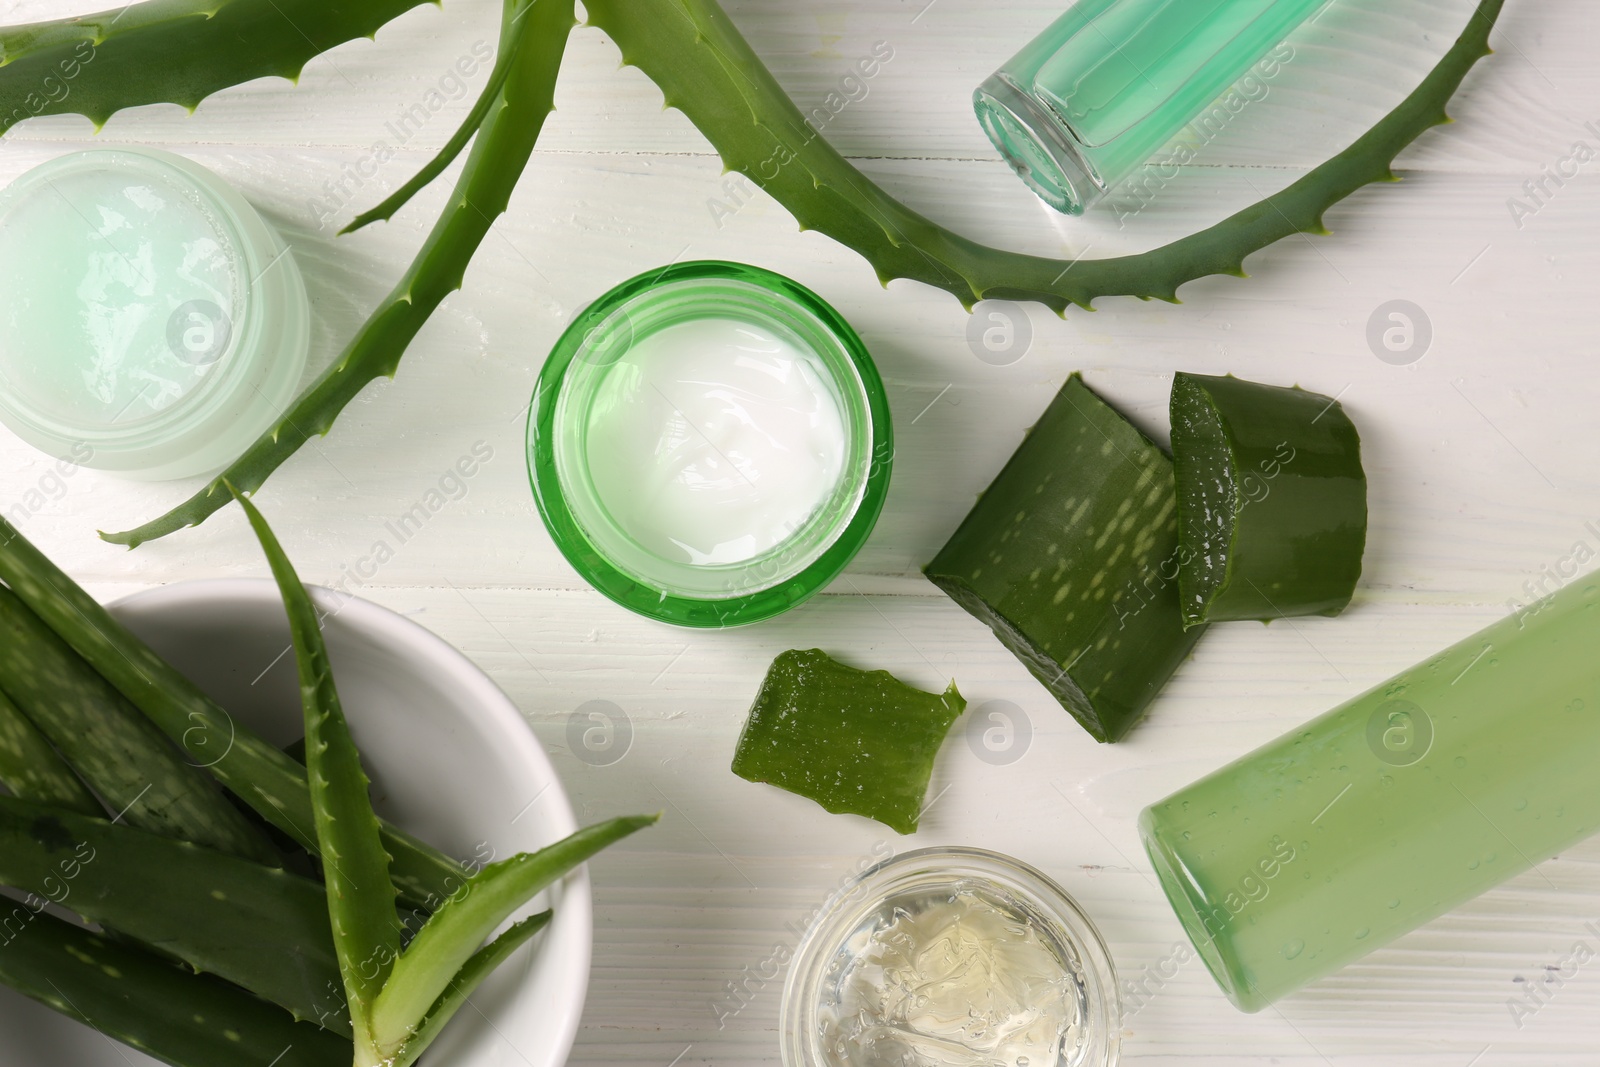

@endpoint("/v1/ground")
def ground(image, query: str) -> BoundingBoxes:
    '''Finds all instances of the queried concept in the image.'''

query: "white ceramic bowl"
[0,578,589,1067]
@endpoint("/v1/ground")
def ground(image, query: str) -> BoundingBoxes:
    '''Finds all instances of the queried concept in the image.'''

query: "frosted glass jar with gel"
[528,261,892,628]
[0,147,309,479]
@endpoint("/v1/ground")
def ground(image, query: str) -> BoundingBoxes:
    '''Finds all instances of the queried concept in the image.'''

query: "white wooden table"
[2,0,1596,1063]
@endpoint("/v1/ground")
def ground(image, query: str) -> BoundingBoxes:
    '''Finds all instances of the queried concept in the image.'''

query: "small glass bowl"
[0,147,309,480]
[526,260,893,628]
[782,846,1121,1067]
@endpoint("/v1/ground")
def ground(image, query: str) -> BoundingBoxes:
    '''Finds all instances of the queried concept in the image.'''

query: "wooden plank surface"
[2,0,1598,1063]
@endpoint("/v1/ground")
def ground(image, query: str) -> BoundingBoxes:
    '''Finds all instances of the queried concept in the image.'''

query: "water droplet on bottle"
[1282,939,1305,960]
[1354,927,1371,940]
[1514,798,1528,811]
[1387,898,1401,909]
[1453,756,1467,769]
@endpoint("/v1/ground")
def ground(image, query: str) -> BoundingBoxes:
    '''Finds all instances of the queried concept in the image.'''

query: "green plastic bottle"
[1140,577,1600,1011]
[975,0,1328,213]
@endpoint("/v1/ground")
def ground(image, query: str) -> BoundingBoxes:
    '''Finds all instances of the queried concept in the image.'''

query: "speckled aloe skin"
[924,373,1203,742]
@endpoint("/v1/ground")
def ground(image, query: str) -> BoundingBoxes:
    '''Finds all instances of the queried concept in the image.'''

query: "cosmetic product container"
[974,0,1327,214]
[782,846,1121,1067]
[1141,577,1600,1012]
[527,261,892,628]
[0,147,309,479]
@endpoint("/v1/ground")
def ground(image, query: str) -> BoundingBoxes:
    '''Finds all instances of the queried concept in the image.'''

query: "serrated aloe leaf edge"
[0,0,1492,543]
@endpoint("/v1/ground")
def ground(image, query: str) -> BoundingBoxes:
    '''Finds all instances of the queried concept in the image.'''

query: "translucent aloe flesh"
[730,648,966,834]
[0,513,467,906]
[925,374,1204,743]
[1170,373,1367,627]
[0,795,347,1034]
[0,584,276,863]
[0,0,1490,544]
[0,910,351,1067]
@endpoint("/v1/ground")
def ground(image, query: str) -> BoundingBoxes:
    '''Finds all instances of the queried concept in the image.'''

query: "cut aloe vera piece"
[730,649,965,834]
[1170,372,1366,627]
[924,374,1203,743]
[0,909,350,1067]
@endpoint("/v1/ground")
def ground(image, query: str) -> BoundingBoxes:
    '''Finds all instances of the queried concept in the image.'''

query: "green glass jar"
[527,261,892,628]
[0,147,309,479]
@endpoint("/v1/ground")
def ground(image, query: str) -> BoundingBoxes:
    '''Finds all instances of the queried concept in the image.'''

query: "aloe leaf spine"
[585,0,1503,311]
[0,0,431,136]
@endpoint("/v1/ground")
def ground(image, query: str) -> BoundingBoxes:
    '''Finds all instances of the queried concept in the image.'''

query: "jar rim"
[526,260,893,628]
[780,845,1122,1067]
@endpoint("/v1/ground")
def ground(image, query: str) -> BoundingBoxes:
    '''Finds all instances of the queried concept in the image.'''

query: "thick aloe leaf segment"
[0,687,99,814]
[729,649,965,834]
[0,515,467,905]
[0,910,351,1067]
[925,375,1204,743]
[0,0,431,136]
[1170,373,1367,627]
[0,796,347,1035]
[0,584,276,863]
[232,487,400,1060]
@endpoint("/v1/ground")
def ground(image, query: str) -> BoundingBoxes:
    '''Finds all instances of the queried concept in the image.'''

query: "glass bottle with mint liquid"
[1140,577,1600,1012]
[975,0,1328,213]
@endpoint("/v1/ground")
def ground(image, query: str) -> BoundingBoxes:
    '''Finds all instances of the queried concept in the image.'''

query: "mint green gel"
[1141,578,1600,1012]
[0,148,308,479]
[975,0,1327,213]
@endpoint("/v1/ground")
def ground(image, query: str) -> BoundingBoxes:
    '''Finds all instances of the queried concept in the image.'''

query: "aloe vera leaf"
[0,0,431,136]
[341,0,532,234]
[81,0,1499,547]
[0,687,99,815]
[728,649,965,835]
[102,0,578,549]
[0,908,351,1067]
[231,488,399,1059]
[585,0,1502,311]
[1170,373,1367,628]
[370,813,658,1057]
[0,515,467,906]
[389,911,551,1067]
[0,795,349,1035]
[925,374,1205,743]
[0,584,278,864]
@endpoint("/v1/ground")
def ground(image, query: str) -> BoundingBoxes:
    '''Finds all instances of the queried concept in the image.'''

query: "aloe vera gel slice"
[730,649,965,834]
[1170,373,1366,628]
[925,374,1203,743]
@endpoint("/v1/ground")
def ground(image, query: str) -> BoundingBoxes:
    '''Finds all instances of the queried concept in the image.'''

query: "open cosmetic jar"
[527,261,892,628]
[0,146,309,480]
[782,847,1121,1067]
